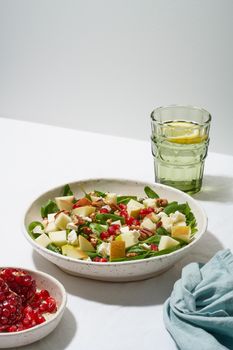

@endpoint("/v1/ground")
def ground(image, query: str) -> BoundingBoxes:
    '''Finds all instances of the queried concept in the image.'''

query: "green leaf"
[89,223,108,236]
[47,244,62,254]
[143,234,161,244]
[163,201,179,215]
[85,251,100,258]
[28,221,44,239]
[62,184,73,196]
[117,196,137,204]
[156,227,170,236]
[95,213,125,224]
[144,186,159,199]
[41,200,59,218]
[94,190,106,197]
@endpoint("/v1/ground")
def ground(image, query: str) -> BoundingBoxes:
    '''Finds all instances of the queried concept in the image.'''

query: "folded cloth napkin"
[164,249,233,350]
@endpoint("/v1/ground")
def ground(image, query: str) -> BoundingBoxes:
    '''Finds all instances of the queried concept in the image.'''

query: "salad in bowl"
[28,184,197,263]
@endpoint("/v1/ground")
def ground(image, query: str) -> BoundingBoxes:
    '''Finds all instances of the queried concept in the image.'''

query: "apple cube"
[44,221,58,233]
[158,236,179,251]
[35,233,52,248]
[55,212,71,230]
[171,225,191,243]
[126,199,145,218]
[110,241,125,261]
[78,235,95,252]
[55,195,74,211]
[105,193,117,205]
[48,230,67,246]
[61,245,88,259]
[117,230,140,248]
[140,218,156,232]
[143,198,157,208]
[72,205,95,217]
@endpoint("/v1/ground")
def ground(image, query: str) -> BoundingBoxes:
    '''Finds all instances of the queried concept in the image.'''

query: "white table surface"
[1,117,233,350]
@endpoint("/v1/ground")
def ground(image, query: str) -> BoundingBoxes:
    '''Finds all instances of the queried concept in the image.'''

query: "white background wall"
[0,0,233,155]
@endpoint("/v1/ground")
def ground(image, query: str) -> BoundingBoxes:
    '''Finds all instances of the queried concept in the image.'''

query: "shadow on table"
[193,175,233,203]
[23,308,77,350]
[32,231,223,308]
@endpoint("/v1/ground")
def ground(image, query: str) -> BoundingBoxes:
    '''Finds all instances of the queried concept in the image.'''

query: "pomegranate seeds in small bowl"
[0,267,67,348]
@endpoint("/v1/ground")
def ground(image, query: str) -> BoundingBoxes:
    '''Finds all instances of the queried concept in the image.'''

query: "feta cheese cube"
[97,242,111,257]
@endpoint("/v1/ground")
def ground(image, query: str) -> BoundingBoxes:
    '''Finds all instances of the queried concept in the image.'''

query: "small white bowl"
[23,178,208,282]
[0,268,67,348]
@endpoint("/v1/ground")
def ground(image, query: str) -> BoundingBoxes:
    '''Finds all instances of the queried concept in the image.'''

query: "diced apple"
[126,199,145,218]
[110,241,125,261]
[78,235,95,252]
[146,212,160,223]
[117,230,140,248]
[158,236,180,251]
[61,245,88,259]
[72,205,95,217]
[35,233,52,248]
[171,225,191,243]
[55,195,74,211]
[47,213,56,223]
[140,218,156,232]
[105,193,117,205]
[55,212,71,230]
[44,221,58,233]
[143,198,157,208]
[48,230,67,246]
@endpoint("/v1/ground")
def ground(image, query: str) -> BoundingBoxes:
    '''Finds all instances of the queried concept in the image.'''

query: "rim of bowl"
[150,104,212,126]
[22,177,208,266]
[0,267,67,337]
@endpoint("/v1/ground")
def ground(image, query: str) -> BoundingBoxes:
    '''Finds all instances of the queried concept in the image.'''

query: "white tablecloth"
[1,117,233,350]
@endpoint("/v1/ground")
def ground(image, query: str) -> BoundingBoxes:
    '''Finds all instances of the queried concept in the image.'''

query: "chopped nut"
[90,237,98,247]
[156,198,168,207]
[126,252,138,257]
[92,199,105,207]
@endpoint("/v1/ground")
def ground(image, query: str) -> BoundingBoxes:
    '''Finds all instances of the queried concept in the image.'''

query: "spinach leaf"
[94,190,106,197]
[47,244,62,254]
[89,223,108,236]
[144,186,159,199]
[62,184,73,196]
[85,251,101,258]
[127,245,148,254]
[28,221,44,239]
[163,201,178,215]
[117,196,137,204]
[41,200,59,218]
[95,213,125,224]
[143,235,161,244]
[156,227,170,236]
[147,245,181,257]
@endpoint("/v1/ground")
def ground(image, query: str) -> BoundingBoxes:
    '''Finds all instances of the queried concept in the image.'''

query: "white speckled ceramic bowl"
[0,268,67,348]
[23,178,207,282]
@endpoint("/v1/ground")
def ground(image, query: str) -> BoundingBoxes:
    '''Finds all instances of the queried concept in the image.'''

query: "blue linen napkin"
[164,249,233,350]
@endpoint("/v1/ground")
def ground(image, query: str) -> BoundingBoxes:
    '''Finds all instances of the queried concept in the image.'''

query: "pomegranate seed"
[8,325,17,332]
[99,258,108,262]
[39,301,48,313]
[151,244,158,251]
[46,297,57,313]
[38,289,50,300]
[119,204,127,210]
[156,220,162,228]
[120,210,128,219]
[99,208,109,214]
[93,257,101,262]
[0,277,22,330]
[100,231,110,240]
[108,224,120,235]
[0,269,36,305]
[139,208,154,218]
[36,315,46,324]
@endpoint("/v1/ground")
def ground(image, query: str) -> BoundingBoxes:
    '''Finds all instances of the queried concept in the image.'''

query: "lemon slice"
[163,121,207,144]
